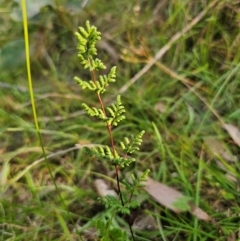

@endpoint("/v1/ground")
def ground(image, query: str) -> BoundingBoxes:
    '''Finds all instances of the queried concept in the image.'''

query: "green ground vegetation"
[0,0,240,240]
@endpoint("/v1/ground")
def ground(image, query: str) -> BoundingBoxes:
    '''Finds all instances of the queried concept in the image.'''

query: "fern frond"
[139,169,150,182]
[76,66,116,94]
[74,21,147,241]
[75,21,101,58]
[74,77,97,91]
[85,146,114,160]
[120,130,145,154]
[85,146,134,167]
[76,55,106,70]
[123,170,150,197]
[90,58,106,71]
[74,66,115,93]
[111,156,135,167]
[95,217,129,240]
[75,21,106,71]
[107,95,126,126]
[82,103,107,120]
[96,66,116,93]
[100,195,130,215]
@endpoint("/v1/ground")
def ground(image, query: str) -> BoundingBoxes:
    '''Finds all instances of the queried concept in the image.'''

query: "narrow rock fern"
[74,21,149,241]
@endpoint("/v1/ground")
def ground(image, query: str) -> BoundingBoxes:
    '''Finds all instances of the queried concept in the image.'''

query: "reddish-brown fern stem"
[122,152,134,205]
[90,65,124,207]
[89,61,135,241]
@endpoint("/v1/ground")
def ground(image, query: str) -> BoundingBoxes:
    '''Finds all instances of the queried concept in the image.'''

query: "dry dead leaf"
[132,212,158,231]
[225,173,237,183]
[143,176,185,213]
[94,179,117,197]
[222,123,240,147]
[154,102,167,113]
[188,203,210,221]
[204,138,237,162]
[142,176,211,221]
[204,138,238,183]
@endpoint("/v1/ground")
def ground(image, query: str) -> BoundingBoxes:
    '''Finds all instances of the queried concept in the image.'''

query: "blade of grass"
[193,145,204,241]
[55,209,72,240]
[21,1,82,239]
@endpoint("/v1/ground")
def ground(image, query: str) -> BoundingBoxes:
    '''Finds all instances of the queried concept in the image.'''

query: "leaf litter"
[94,173,217,234]
[222,123,240,147]
[142,175,212,221]
[204,138,237,163]
[94,178,117,197]
[204,137,238,183]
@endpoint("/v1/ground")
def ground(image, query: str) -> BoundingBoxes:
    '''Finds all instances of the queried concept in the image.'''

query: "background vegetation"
[0,0,240,240]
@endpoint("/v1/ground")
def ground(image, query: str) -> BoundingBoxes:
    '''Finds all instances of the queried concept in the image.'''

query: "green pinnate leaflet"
[74,66,116,94]
[120,130,145,154]
[75,21,103,67]
[85,146,135,168]
[81,103,107,120]
[107,95,126,126]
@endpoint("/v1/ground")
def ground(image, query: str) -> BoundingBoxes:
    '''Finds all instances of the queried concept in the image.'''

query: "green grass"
[0,0,240,240]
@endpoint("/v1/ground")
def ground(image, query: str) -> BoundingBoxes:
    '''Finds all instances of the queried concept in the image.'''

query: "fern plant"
[74,21,149,241]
